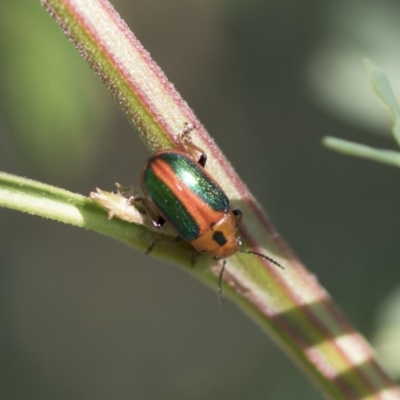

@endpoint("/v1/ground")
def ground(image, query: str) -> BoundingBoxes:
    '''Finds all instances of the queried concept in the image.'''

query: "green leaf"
[324,60,400,168]
[363,59,400,146]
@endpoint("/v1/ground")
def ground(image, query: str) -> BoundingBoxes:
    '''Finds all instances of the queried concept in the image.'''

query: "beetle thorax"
[190,210,240,259]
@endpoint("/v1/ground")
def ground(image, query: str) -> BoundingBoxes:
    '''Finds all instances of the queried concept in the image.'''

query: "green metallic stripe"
[143,161,200,240]
[160,152,229,212]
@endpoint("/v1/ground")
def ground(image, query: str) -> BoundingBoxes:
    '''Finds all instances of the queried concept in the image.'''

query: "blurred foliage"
[373,287,400,379]
[307,0,400,135]
[323,60,400,168]
[0,0,107,176]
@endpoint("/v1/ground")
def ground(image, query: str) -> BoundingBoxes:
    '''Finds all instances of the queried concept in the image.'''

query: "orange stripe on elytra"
[152,159,224,236]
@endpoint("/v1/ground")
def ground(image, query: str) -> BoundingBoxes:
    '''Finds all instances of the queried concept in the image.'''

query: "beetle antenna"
[217,253,283,305]
[217,260,226,306]
[240,250,285,270]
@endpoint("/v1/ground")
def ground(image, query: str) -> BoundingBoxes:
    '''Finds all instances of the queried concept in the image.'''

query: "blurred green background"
[1,0,400,399]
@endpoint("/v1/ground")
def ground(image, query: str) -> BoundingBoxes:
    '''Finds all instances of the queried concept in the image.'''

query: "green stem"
[323,137,400,168]
[0,172,148,252]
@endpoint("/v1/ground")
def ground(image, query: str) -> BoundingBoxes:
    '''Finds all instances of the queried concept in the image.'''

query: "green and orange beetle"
[137,124,283,292]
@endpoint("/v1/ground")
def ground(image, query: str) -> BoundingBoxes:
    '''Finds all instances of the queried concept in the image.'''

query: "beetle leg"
[217,259,226,306]
[146,234,179,254]
[145,234,175,254]
[116,182,137,198]
[129,196,166,228]
[181,122,196,137]
[196,152,207,168]
[232,209,243,222]
[180,123,208,167]
[174,237,197,267]
[146,234,185,256]
[146,235,160,254]
[189,246,198,267]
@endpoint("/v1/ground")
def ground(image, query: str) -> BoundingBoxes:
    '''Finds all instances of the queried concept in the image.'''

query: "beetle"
[135,124,283,297]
